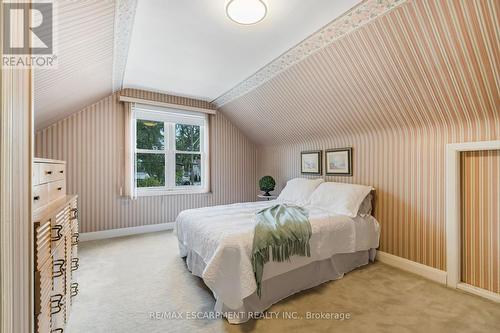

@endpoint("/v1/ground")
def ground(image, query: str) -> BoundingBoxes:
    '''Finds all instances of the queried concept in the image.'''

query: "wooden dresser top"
[33,195,77,223]
[34,157,66,164]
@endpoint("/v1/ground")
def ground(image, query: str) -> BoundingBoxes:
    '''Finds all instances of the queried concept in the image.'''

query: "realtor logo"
[2,1,56,68]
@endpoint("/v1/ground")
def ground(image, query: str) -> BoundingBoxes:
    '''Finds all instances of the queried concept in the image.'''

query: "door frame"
[445,140,500,303]
[0,1,35,331]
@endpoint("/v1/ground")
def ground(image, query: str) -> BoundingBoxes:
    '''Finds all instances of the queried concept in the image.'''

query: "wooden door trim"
[445,140,500,290]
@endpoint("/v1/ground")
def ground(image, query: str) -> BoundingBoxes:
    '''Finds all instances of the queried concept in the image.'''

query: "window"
[133,104,209,196]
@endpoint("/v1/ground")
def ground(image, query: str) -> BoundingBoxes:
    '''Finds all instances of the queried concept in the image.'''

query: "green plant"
[259,176,276,196]
[137,177,163,188]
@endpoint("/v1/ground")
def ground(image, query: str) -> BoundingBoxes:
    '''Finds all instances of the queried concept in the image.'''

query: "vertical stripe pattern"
[221,0,499,146]
[1,1,33,331]
[461,150,500,294]
[222,0,500,271]
[214,0,409,107]
[34,0,116,130]
[35,89,256,233]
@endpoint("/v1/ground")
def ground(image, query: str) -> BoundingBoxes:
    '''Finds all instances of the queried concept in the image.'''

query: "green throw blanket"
[251,204,312,297]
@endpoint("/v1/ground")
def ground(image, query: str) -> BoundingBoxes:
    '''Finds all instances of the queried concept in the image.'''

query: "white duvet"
[175,200,380,310]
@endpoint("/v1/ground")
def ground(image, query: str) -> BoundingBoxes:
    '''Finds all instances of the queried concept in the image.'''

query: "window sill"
[136,188,211,197]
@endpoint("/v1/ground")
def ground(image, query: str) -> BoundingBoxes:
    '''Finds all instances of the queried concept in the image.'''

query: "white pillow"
[309,182,373,217]
[277,178,324,206]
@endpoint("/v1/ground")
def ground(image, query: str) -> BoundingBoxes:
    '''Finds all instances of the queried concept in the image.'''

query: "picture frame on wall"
[301,150,322,175]
[325,147,352,176]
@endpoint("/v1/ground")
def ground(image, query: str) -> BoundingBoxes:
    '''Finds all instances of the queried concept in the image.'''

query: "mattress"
[175,200,380,319]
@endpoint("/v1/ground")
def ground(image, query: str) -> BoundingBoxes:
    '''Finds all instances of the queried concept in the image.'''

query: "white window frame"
[133,104,209,196]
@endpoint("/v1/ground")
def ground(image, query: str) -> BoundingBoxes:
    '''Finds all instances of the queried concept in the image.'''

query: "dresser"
[33,158,79,333]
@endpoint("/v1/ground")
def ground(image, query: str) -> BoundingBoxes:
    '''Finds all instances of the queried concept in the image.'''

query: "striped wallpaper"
[461,150,500,294]
[33,0,499,276]
[1,1,33,330]
[34,0,116,130]
[35,89,257,233]
[222,0,500,271]
[257,122,499,272]
[221,0,499,146]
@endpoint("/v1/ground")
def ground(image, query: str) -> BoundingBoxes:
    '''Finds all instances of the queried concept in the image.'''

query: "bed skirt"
[183,247,377,324]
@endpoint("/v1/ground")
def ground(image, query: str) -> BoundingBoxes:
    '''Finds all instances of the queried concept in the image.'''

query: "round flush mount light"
[226,0,267,25]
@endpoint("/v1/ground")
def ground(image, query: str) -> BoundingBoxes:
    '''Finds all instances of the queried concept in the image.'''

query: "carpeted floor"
[66,231,500,333]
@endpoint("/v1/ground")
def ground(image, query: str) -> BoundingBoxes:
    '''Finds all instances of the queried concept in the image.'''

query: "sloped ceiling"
[123,0,360,101]
[34,0,498,138]
[34,0,366,130]
[220,0,500,146]
[34,0,117,129]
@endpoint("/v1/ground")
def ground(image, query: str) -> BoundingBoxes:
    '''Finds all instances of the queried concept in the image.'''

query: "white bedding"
[175,200,380,311]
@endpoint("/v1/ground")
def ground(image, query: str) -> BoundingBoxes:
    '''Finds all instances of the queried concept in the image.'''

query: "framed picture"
[301,150,322,175]
[325,148,352,176]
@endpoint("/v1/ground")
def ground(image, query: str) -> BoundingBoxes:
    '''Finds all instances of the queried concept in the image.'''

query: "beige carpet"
[66,231,500,333]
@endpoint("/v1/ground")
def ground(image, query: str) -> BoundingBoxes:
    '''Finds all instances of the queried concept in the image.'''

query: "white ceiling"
[34,0,361,129]
[123,0,360,101]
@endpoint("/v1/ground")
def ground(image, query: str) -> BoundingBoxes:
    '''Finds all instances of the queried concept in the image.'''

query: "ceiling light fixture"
[226,0,267,25]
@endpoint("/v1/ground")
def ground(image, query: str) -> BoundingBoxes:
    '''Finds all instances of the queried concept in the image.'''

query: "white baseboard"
[80,222,175,242]
[376,251,447,285]
[457,283,500,303]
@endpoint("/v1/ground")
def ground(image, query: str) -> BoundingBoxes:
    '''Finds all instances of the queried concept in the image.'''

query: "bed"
[175,180,380,324]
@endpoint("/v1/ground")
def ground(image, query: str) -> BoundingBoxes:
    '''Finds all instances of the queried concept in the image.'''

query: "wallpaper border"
[213,0,409,107]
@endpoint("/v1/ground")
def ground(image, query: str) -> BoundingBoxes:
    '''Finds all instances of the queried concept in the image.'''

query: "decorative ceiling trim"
[112,0,138,92]
[213,0,409,107]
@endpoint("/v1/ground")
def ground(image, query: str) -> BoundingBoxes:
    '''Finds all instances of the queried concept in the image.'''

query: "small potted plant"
[259,176,276,196]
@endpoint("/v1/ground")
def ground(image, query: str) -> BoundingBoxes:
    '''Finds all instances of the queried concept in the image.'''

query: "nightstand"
[257,194,277,201]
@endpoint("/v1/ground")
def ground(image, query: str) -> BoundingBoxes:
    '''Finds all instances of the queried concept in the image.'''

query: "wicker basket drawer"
[52,241,66,295]
[34,220,52,271]
[51,204,70,252]
[34,259,52,333]
[50,292,65,332]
